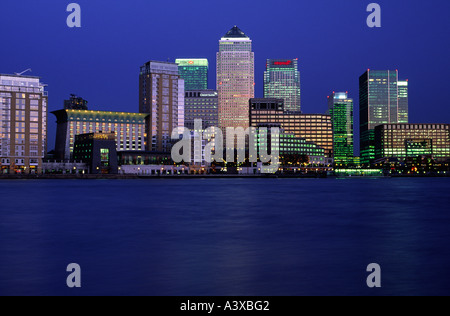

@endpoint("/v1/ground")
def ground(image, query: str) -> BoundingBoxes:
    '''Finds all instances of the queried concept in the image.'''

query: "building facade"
[359,70,409,164]
[398,80,409,124]
[139,61,182,152]
[0,74,47,174]
[178,79,185,131]
[255,126,326,165]
[327,92,354,165]
[52,109,147,160]
[264,59,301,112]
[73,132,118,174]
[64,94,88,110]
[217,26,254,132]
[184,90,218,130]
[249,98,333,160]
[175,59,208,90]
[374,124,450,161]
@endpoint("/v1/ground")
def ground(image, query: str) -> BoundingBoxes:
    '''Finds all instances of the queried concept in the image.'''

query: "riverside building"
[0,74,47,174]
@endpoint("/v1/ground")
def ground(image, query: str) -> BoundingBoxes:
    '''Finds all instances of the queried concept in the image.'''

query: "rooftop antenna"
[15,68,32,76]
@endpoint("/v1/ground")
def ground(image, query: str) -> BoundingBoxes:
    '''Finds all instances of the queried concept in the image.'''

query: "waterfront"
[0,178,449,296]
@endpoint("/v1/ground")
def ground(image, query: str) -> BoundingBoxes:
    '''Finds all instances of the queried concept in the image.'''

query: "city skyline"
[1,0,449,156]
[2,0,450,300]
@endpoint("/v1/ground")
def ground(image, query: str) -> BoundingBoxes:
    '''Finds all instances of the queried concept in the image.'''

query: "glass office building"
[327,92,354,165]
[374,124,450,161]
[0,74,48,174]
[217,26,254,132]
[359,70,409,164]
[73,132,119,174]
[398,80,409,124]
[264,59,301,112]
[175,59,208,91]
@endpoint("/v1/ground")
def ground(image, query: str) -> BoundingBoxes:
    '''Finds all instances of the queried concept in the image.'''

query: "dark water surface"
[0,178,449,296]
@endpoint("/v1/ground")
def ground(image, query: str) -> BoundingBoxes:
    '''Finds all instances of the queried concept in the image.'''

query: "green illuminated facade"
[328,92,354,165]
[359,70,409,164]
[175,59,208,90]
[254,125,326,165]
[264,59,301,112]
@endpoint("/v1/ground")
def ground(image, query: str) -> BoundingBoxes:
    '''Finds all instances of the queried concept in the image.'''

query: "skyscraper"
[359,70,409,164]
[264,59,301,112]
[0,74,47,174]
[217,26,254,133]
[327,92,354,165]
[139,61,182,152]
[398,80,409,123]
[175,59,208,90]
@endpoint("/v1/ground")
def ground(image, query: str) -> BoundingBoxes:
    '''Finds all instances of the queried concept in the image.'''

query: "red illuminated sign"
[273,61,292,66]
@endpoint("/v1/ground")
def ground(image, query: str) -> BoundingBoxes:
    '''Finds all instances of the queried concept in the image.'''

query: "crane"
[14,69,32,76]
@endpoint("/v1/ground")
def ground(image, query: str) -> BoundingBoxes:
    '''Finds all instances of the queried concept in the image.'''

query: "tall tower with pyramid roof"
[217,26,255,135]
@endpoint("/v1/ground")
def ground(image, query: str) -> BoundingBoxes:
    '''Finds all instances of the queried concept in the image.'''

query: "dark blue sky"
[1,0,449,154]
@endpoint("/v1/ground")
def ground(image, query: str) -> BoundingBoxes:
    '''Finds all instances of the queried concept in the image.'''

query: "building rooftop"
[223,26,249,38]
[51,109,149,122]
[0,73,41,79]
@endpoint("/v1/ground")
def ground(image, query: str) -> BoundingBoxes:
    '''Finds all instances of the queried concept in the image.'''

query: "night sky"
[1,0,449,154]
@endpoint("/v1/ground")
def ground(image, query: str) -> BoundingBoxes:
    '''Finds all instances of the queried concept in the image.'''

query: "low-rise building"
[73,132,118,174]
[374,124,450,161]
[52,109,147,160]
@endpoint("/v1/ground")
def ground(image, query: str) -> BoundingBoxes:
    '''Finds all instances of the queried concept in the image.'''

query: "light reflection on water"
[0,178,449,296]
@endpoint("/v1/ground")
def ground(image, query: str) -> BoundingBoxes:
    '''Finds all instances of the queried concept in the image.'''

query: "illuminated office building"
[264,59,301,112]
[217,26,254,133]
[327,92,354,165]
[374,124,450,161]
[184,90,218,130]
[52,109,147,160]
[73,132,119,174]
[0,74,47,174]
[254,125,326,165]
[398,80,409,124]
[64,94,88,110]
[175,59,208,90]
[139,61,182,152]
[249,98,333,160]
[359,70,409,164]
